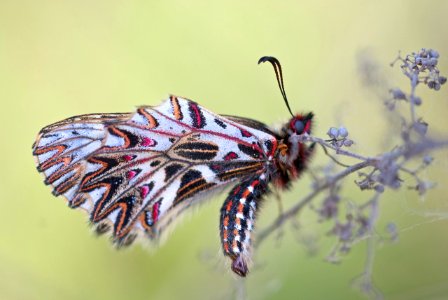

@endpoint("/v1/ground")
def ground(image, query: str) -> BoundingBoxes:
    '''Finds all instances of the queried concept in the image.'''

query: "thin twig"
[352,193,384,299]
[302,135,372,161]
[319,143,351,167]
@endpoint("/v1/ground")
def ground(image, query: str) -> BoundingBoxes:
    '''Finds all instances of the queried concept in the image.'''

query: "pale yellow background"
[1,1,448,299]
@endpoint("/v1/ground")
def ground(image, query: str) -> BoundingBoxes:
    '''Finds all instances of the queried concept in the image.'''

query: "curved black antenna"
[258,56,294,117]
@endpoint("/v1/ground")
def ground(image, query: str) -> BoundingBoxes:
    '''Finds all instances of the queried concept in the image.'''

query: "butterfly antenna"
[258,56,294,117]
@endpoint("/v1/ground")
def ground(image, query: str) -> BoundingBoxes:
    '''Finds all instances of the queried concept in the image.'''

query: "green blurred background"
[1,1,448,299]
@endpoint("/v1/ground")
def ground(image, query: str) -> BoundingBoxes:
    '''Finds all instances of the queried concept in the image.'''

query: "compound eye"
[294,120,305,134]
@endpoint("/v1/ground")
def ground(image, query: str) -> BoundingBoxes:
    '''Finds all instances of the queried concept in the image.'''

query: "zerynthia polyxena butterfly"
[32,57,314,277]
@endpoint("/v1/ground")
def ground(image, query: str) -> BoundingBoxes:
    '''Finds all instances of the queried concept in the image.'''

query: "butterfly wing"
[222,115,276,136]
[33,112,131,199]
[33,96,277,246]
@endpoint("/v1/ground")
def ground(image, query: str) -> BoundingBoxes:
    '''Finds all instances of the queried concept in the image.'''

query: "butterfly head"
[272,112,315,184]
[289,112,314,135]
[258,56,315,181]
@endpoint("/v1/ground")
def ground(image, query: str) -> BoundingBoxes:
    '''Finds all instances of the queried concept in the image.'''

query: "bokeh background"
[1,1,448,299]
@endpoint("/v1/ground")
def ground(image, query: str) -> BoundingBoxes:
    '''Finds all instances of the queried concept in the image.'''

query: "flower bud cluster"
[399,48,446,90]
[327,126,354,147]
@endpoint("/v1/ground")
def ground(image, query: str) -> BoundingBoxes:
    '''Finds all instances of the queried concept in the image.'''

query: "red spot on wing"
[122,155,134,162]
[191,104,202,127]
[126,170,137,180]
[210,164,222,171]
[240,129,252,137]
[140,185,150,198]
[141,137,155,147]
[224,152,239,161]
[152,202,160,223]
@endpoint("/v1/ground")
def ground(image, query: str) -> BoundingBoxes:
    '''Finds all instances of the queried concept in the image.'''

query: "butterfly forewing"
[33,96,277,245]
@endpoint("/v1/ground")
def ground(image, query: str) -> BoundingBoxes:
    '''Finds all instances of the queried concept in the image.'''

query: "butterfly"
[32,57,314,277]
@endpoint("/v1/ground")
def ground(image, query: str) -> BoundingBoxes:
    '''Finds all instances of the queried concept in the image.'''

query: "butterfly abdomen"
[220,175,268,277]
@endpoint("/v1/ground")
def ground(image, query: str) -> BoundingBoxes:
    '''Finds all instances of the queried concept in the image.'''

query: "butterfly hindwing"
[33,113,131,200]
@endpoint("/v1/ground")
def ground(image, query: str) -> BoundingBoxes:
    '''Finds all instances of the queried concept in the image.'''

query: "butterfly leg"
[273,189,284,216]
[219,175,268,277]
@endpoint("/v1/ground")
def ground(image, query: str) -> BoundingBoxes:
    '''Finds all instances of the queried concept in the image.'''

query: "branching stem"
[256,160,374,246]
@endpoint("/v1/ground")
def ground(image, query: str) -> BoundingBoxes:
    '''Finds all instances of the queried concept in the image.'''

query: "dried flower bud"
[386,222,399,242]
[413,120,428,135]
[419,48,428,57]
[429,49,439,58]
[338,126,348,138]
[414,181,436,196]
[390,88,406,100]
[343,139,354,147]
[374,185,385,193]
[327,127,339,139]
[336,222,353,242]
[385,100,396,111]
[390,180,401,189]
[429,57,438,67]
[335,140,345,148]
[377,162,401,189]
[410,95,422,106]
[356,216,369,236]
[427,81,436,89]
[401,130,410,141]
[319,195,340,219]
[423,155,433,165]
